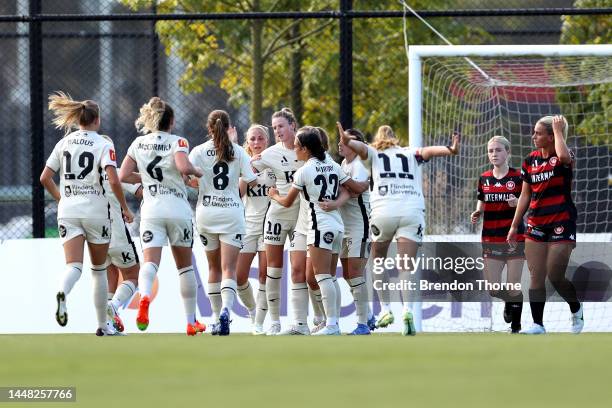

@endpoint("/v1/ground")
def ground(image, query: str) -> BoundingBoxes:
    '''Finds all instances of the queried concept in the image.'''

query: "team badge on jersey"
[378,186,388,196]
[178,138,189,148]
[149,185,157,196]
[371,225,380,236]
[64,186,72,197]
[59,225,67,238]
[142,230,153,243]
[323,232,334,244]
[549,157,558,166]
[506,180,516,190]
[554,226,564,235]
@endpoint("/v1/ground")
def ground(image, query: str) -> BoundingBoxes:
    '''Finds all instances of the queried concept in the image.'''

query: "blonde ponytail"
[371,125,400,151]
[135,97,174,134]
[48,91,99,136]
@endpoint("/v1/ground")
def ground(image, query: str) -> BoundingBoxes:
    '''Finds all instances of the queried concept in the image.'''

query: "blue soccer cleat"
[347,323,371,335]
[218,307,231,336]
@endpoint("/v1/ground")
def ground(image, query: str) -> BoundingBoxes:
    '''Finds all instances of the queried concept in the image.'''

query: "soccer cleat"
[278,324,310,335]
[367,315,377,331]
[136,295,150,331]
[252,324,266,335]
[312,325,341,336]
[402,311,417,336]
[218,308,231,336]
[503,303,512,324]
[347,323,371,335]
[311,320,326,334]
[106,303,124,333]
[266,322,281,336]
[571,304,584,334]
[375,310,394,328]
[96,321,118,336]
[520,324,546,335]
[187,320,206,336]
[55,292,68,327]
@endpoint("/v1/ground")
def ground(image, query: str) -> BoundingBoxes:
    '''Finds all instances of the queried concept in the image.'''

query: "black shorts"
[525,221,576,245]
[482,241,525,260]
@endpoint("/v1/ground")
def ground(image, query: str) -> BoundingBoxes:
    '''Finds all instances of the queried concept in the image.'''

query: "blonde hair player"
[470,135,525,333]
[189,110,257,336]
[235,124,275,334]
[119,97,205,336]
[507,115,583,335]
[251,108,305,335]
[40,91,133,336]
[338,122,460,335]
[269,127,366,335]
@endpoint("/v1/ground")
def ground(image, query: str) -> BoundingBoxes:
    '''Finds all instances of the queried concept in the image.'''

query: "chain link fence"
[0,0,609,239]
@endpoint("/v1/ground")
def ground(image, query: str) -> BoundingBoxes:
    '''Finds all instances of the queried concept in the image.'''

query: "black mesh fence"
[0,0,609,238]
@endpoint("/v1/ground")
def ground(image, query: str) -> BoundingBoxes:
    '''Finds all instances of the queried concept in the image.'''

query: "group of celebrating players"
[40,91,584,336]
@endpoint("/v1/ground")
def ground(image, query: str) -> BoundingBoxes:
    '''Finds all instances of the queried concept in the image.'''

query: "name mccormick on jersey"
[137,142,171,151]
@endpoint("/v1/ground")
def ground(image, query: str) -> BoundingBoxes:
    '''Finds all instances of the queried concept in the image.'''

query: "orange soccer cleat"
[136,296,151,331]
[187,320,206,336]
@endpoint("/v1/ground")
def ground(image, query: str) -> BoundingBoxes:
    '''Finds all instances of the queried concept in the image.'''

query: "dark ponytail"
[297,126,326,161]
[207,110,234,162]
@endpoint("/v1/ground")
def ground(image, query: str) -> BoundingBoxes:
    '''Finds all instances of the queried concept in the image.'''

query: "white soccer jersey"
[102,171,141,248]
[126,131,191,220]
[252,142,303,220]
[190,141,256,234]
[365,145,427,217]
[243,168,276,236]
[293,156,349,233]
[339,157,371,235]
[45,130,116,219]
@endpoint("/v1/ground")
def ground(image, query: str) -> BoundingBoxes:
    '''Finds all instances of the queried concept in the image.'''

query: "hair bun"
[281,107,293,115]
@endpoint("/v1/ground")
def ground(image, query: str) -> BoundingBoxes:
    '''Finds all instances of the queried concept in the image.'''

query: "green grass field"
[0,333,610,408]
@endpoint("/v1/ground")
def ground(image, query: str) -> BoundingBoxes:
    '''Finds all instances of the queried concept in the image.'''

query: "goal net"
[408,45,612,332]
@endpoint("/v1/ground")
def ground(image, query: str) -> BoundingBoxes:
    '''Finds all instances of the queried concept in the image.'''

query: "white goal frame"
[408,44,612,147]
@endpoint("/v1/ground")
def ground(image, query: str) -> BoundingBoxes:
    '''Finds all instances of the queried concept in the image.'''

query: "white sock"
[316,274,337,326]
[207,282,222,322]
[138,262,158,297]
[399,271,411,311]
[375,270,392,313]
[349,276,368,325]
[237,281,256,311]
[91,264,109,329]
[309,287,325,321]
[179,266,197,325]
[220,278,237,312]
[107,292,114,302]
[59,262,82,295]
[266,267,282,323]
[333,277,342,321]
[111,280,136,309]
[255,283,267,326]
[291,282,309,326]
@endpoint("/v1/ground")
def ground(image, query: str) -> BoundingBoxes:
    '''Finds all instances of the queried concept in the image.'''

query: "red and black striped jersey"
[477,168,524,242]
[521,150,577,228]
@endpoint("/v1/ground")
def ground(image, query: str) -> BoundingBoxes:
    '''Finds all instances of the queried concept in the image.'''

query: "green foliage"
[559,0,611,145]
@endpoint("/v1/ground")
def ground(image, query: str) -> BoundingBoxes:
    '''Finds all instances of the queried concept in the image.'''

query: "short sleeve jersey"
[126,131,191,220]
[252,142,303,220]
[45,130,116,219]
[243,168,276,236]
[189,141,256,234]
[477,168,524,242]
[365,145,427,217]
[521,150,577,228]
[339,157,371,231]
[293,156,349,233]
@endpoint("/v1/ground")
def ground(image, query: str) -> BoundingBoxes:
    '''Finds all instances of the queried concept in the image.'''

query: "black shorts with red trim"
[482,241,525,260]
[525,221,576,245]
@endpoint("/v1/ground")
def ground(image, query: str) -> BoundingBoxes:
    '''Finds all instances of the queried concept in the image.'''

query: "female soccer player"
[189,110,257,336]
[235,125,275,334]
[338,123,460,336]
[269,126,366,335]
[470,136,524,333]
[103,159,143,333]
[507,115,583,335]
[251,108,305,335]
[119,97,205,336]
[40,92,133,336]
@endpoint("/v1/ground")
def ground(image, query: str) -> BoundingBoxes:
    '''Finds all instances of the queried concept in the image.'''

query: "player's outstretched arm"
[268,186,299,208]
[175,151,203,178]
[106,165,133,223]
[507,182,531,243]
[39,167,61,202]
[337,122,368,160]
[420,132,460,160]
